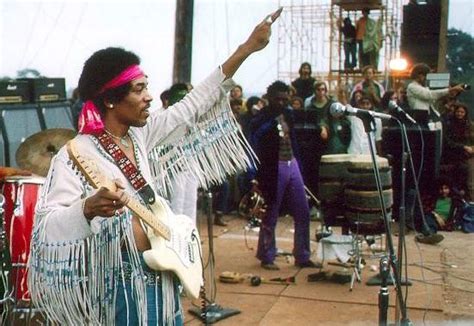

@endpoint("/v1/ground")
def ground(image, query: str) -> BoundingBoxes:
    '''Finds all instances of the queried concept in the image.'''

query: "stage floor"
[181,212,474,325]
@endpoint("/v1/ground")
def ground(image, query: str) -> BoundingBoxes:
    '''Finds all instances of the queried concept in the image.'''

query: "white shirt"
[347,115,382,155]
[407,80,449,112]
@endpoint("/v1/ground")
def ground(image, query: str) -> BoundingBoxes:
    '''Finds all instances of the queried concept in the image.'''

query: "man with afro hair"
[28,8,282,326]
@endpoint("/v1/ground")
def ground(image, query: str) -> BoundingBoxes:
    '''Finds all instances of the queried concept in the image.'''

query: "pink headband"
[78,64,145,134]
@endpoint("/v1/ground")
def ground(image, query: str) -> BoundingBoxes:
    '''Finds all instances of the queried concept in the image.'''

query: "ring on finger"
[265,16,273,24]
[113,200,116,206]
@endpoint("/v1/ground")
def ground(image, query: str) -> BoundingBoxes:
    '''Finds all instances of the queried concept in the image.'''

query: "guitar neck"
[66,140,171,240]
[125,196,171,240]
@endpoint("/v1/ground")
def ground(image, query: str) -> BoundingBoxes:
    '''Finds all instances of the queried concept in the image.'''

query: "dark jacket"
[291,77,316,101]
[249,106,301,203]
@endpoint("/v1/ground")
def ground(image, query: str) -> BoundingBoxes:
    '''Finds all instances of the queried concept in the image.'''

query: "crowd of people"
[221,60,471,249]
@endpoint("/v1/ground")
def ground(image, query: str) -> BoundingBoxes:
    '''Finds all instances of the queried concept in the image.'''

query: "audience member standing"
[250,81,317,271]
[407,63,464,126]
[443,103,474,200]
[291,62,316,101]
[324,113,351,155]
[340,17,357,70]
[351,65,385,110]
[356,8,370,68]
[230,85,247,115]
[298,81,332,197]
[347,95,382,155]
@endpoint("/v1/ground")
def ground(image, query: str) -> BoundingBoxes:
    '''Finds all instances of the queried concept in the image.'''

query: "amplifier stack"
[0,78,66,104]
[0,77,73,167]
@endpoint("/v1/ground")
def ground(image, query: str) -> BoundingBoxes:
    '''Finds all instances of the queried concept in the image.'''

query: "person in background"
[443,103,474,200]
[290,96,304,110]
[299,81,332,198]
[324,111,351,155]
[350,89,364,108]
[417,178,461,239]
[347,94,382,155]
[230,98,244,118]
[438,95,458,129]
[160,89,170,109]
[380,90,396,114]
[406,63,464,127]
[355,8,370,68]
[240,96,265,140]
[238,96,265,196]
[340,17,357,70]
[395,85,410,110]
[351,65,385,111]
[230,84,247,115]
[250,80,319,271]
[291,62,316,101]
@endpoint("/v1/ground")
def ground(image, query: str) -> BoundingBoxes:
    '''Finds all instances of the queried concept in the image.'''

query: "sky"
[0,0,472,99]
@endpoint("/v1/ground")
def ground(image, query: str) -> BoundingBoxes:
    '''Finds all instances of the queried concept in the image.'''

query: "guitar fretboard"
[68,142,171,240]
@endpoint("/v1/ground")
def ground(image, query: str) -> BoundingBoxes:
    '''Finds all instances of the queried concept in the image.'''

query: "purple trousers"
[256,159,311,264]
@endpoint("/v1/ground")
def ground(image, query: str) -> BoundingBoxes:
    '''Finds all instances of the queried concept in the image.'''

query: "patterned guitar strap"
[96,132,156,206]
[96,132,177,325]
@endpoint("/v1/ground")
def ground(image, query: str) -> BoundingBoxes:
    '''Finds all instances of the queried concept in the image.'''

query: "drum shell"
[319,154,354,204]
[2,176,44,301]
[343,155,393,225]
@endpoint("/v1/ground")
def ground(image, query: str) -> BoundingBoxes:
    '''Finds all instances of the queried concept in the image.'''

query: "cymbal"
[16,128,77,177]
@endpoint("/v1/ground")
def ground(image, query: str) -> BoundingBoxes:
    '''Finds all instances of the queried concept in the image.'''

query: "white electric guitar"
[66,140,203,299]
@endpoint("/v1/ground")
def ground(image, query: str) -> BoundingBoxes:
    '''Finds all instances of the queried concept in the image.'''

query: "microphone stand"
[392,120,434,324]
[189,190,240,324]
[357,113,411,326]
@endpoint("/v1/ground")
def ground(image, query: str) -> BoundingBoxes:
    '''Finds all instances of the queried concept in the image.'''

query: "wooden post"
[173,0,194,84]
[437,0,449,72]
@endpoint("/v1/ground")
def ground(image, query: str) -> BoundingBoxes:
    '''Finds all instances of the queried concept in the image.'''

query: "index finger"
[97,186,122,200]
[265,7,283,24]
[272,7,283,22]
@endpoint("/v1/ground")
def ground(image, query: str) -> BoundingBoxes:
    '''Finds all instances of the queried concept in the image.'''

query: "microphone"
[388,100,417,124]
[329,102,394,121]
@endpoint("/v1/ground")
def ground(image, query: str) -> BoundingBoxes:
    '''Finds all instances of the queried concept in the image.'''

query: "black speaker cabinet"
[19,78,67,103]
[0,80,31,104]
[382,127,442,218]
[401,3,441,68]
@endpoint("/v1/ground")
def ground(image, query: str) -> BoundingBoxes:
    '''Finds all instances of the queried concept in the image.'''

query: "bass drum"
[2,175,44,302]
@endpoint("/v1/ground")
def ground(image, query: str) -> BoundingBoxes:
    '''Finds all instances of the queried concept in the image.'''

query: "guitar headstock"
[66,140,117,191]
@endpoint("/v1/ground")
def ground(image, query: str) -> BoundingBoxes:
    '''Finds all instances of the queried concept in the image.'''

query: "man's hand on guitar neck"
[83,179,128,220]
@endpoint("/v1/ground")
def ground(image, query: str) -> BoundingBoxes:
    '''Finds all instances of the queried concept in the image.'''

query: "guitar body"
[142,198,203,300]
[66,141,204,300]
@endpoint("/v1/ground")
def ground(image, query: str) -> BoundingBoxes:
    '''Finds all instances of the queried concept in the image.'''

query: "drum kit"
[0,128,75,323]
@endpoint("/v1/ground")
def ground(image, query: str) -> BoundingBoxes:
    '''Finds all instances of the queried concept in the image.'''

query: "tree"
[16,68,42,78]
[447,28,474,111]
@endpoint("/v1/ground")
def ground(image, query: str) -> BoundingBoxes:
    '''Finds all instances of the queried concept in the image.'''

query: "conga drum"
[319,154,355,227]
[344,155,392,229]
[319,154,356,203]
[1,175,44,302]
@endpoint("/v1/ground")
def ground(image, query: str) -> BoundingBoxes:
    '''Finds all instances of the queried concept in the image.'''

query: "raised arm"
[221,7,282,78]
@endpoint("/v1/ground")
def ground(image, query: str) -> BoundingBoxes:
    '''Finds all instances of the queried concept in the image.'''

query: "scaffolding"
[277,0,403,100]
